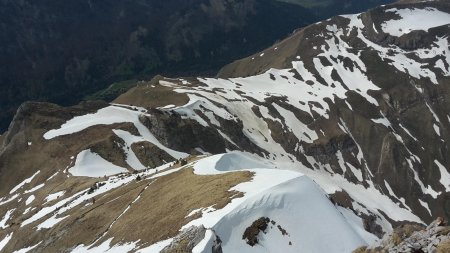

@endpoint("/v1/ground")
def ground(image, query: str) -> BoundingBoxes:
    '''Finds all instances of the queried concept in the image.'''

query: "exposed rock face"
[355,218,450,253]
[131,141,174,168]
[161,225,206,253]
[242,217,271,246]
[212,231,223,253]
[138,110,228,154]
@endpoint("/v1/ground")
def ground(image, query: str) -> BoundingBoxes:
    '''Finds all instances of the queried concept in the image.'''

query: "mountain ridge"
[1,0,450,252]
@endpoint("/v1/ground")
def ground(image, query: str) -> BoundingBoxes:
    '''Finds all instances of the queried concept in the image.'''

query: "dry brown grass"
[1,99,253,252]
[0,174,103,252]
[114,77,189,109]
[390,223,424,246]
[106,168,252,246]
[4,173,160,252]
[0,119,137,196]
[0,108,151,252]
[1,165,253,252]
[0,132,5,146]
[40,182,147,252]
[437,239,450,253]
[437,226,450,236]
[352,247,387,253]
[352,246,368,253]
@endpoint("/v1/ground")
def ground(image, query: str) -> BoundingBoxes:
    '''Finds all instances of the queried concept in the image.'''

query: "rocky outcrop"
[161,225,206,253]
[355,218,450,253]
[138,110,228,154]
[212,231,223,253]
[131,141,174,168]
[242,217,271,246]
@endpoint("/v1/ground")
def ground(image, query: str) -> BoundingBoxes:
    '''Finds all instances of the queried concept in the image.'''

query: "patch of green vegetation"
[84,80,138,102]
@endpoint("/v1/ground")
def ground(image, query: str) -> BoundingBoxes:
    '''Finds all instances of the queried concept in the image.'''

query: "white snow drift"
[68,149,128,177]
[382,8,450,36]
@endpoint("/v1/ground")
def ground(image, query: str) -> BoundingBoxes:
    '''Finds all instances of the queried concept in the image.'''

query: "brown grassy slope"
[437,239,450,253]
[0,101,107,196]
[0,118,138,196]
[106,168,252,246]
[216,15,339,79]
[0,99,174,196]
[217,30,306,78]
[0,132,5,146]
[2,167,252,252]
[114,76,190,109]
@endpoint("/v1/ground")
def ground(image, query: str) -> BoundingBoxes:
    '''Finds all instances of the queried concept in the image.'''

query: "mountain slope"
[1,0,450,252]
[212,0,450,222]
[0,103,374,252]
[0,0,394,132]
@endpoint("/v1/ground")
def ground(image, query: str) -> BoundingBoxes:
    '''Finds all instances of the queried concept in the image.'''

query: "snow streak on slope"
[43,105,188,160]
[9,171,40,194]
[71,238,138,253]
[112,129,147,171]
[0,233,13,252]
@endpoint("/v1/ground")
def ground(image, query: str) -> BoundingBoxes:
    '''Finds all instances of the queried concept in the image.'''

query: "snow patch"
[69,149,128,177]
[37,215,69,230]
[0,233,13,252]
[9,170,40,194]
[136,238,173,253]
[71,238,137,253]
[382,8,450,37]
[25,195,35,205]
[12,241,41,253]
[24,183,45,194]
[419,199,432,216]
[196,177,369,253]
[45,191,65,203]
[0,209,15,229]
[43,105,188,160]
[435,160,450,191]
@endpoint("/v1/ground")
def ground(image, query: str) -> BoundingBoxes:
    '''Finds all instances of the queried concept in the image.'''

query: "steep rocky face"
[0,0,450,252]
[0,0,393,132]
[160,225,206,253]
[355,217,450,253]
